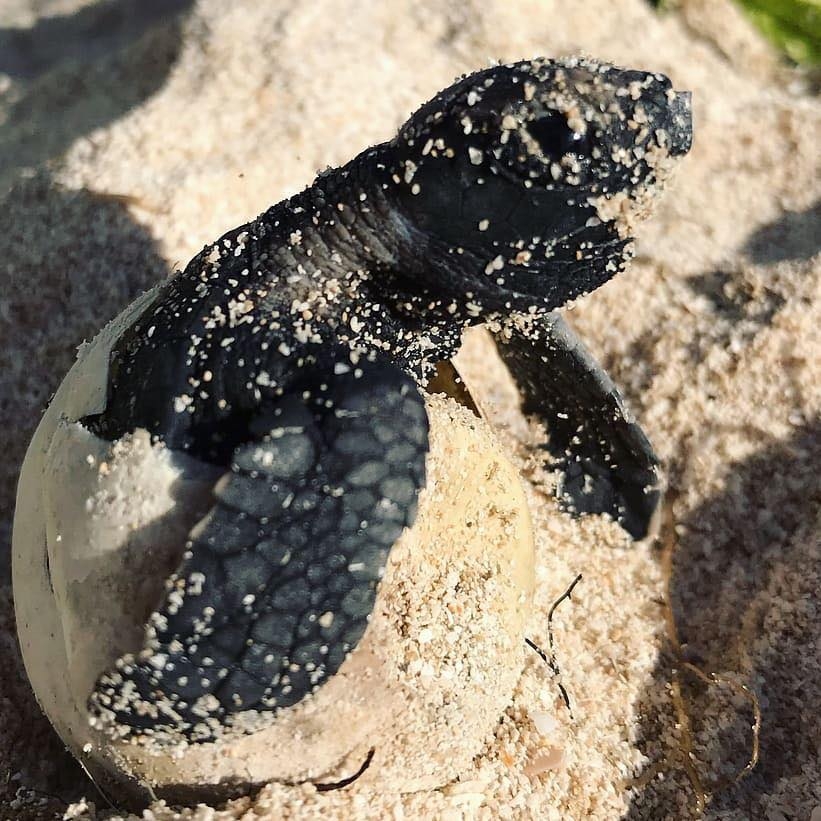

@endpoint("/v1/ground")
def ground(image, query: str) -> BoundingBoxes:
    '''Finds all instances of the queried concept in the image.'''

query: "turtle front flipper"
[89,356,429,741]
[494,312,661,540]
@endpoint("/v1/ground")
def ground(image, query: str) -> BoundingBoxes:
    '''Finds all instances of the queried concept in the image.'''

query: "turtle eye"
[527,112,591,159]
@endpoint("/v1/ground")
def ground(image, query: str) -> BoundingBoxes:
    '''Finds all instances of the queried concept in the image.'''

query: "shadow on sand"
[742,200,820,265]
[0,1,193,817]
[624,421,820,819]
[0,0,193,190]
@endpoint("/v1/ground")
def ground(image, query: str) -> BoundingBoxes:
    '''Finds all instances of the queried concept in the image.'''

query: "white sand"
[0,0,818,819]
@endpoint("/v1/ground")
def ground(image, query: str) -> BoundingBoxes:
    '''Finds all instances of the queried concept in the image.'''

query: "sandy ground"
[0,0,819,819]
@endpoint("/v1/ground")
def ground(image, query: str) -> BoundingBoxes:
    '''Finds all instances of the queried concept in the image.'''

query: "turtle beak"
[667,90,693,156]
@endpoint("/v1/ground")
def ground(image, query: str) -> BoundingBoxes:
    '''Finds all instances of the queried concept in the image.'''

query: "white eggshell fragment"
[12,293,535,803]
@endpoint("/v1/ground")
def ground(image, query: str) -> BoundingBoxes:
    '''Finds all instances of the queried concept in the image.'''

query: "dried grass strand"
[659,491,762,812]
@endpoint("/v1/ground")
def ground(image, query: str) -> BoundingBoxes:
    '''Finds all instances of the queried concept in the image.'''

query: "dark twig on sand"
[315,748,376,792]
[526,573,584,719]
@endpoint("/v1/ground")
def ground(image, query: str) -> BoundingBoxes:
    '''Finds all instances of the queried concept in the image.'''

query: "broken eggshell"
[12,290,535,805]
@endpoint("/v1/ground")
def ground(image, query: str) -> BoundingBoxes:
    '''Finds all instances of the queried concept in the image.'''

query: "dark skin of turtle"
[81,57,693,742]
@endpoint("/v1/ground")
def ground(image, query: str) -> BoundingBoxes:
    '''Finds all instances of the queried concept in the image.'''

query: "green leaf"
[736,0,821,64]
[648,0,821,64]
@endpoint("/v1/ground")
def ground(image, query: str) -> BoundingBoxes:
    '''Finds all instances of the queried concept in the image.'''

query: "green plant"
[737,0,821,64]
[649,0,821,65]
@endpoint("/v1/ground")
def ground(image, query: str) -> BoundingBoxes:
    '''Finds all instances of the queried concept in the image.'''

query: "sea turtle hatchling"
[13,56,692,786]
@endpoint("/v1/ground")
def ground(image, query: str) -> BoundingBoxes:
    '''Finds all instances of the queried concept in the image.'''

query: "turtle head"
[385,56,692,313]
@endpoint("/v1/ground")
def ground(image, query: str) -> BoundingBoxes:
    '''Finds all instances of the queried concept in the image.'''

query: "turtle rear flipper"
[494,313,661,540]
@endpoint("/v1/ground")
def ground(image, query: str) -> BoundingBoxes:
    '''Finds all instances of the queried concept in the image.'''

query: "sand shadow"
[685,268,786,328]
[0,0,193,190]
[623,420,821,819]
[0,3,193,816]
[0,0,192,79]
[742,201,821,265]
[0,173,173,819]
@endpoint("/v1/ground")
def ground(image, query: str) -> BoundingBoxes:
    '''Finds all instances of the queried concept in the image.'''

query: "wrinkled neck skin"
[224,144,537,379]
